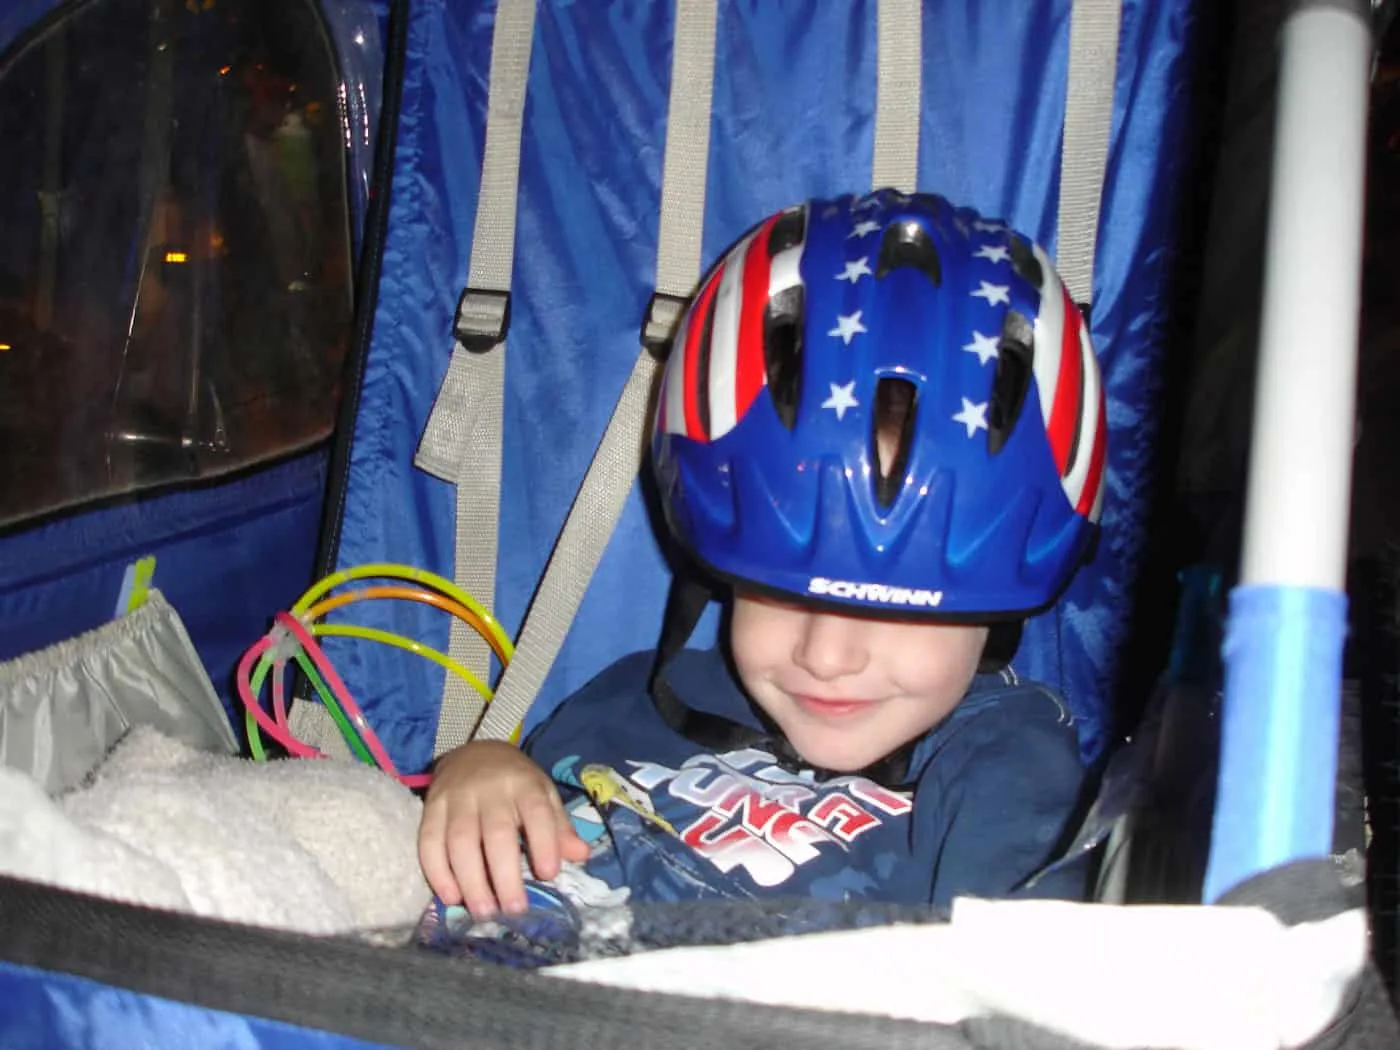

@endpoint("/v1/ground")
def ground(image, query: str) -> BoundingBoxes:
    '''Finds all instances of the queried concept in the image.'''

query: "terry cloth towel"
[0,727,431,936]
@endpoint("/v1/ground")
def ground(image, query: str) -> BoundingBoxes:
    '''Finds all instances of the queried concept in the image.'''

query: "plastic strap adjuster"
[454,288,512,353]
[641,291,690,359]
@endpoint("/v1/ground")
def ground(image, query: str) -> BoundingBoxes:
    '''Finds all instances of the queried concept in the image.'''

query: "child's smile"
[729,593,988,772]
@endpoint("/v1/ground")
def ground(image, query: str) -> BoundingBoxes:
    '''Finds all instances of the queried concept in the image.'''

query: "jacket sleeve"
[920,689,1090,910]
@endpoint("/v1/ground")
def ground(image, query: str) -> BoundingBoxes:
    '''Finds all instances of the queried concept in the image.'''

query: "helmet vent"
[769,207,807,255]
[763,285,805,430]
[694,290,717,438]
[987,310,1034,455]
[875,220,941,287]
[1008,235,1043,289]
[872,376,918,508]
[1061,338,1087,480]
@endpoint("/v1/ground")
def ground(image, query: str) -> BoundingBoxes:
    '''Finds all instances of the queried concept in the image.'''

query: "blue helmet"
[651,190,1106,621]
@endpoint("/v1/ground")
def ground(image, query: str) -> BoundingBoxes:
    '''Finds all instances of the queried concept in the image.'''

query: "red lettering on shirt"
[808,793,880,843]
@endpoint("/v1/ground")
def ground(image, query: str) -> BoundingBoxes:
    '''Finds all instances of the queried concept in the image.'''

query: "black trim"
[0,875,974,1050]
[313,0,412,581]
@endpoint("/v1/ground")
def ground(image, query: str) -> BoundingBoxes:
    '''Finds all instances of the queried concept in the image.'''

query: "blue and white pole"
[1204,0,1372,903]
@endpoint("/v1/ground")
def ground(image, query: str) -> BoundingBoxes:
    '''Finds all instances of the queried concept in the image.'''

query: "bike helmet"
[652,189,1106,622]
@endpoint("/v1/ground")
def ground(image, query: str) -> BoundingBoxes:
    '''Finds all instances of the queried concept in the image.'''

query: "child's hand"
[418,740,590,918]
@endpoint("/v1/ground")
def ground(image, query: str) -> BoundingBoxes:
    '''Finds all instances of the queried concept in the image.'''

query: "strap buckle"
[454,287,512,353]
[641,291,690,360]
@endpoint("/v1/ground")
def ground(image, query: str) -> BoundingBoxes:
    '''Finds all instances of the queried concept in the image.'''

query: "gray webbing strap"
[288,699,351,760]
[415,0,538,754]
[472,0,718,741]
[1056,0,1122,307]
[871,0,923,193]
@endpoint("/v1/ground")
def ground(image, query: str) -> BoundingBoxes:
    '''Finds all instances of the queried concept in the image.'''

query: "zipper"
[313,0,413,580]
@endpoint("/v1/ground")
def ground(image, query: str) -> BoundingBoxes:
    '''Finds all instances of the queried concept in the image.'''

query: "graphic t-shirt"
[523,647,1089,911]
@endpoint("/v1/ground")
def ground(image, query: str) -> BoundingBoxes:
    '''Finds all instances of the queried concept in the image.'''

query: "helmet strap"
[650,572,762,753]
[979,620,1024,674]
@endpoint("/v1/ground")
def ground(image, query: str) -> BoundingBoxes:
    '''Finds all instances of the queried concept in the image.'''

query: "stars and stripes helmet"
[651,189,1106,621]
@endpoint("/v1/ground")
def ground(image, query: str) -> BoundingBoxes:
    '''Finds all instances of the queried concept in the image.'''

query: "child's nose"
[792,611,869,681]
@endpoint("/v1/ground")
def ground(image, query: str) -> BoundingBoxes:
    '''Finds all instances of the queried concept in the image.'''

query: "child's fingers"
[519,791,564,882]
[417,802,462,905]
[444,806,500,919]
[556,807,591,862]
[480,804,529,915]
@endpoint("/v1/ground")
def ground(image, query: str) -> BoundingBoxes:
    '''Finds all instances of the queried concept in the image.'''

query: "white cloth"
[0,727,431,936]
[550,897,1367,1050]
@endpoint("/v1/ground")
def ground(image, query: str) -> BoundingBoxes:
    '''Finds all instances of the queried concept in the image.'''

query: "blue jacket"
[524,647,1090,912]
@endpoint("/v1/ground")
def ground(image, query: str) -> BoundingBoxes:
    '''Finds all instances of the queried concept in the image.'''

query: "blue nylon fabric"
[0,961,396,1050]
[331,0,1198,775]
[0,453,327,726]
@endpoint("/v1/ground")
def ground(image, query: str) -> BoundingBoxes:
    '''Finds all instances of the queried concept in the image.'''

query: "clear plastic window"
[0,0,354,528]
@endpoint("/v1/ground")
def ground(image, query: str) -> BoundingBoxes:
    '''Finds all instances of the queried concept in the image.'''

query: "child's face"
[729,594,988,772]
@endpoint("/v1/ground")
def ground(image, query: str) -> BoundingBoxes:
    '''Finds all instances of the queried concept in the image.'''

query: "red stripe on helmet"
[683,265,724,441]
[735,215,779,423]
[1076,391,1108,517]
[1046,286,1084,474]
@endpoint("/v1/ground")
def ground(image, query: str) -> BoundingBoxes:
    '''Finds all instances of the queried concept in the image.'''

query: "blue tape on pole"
[1204,584,1348,902]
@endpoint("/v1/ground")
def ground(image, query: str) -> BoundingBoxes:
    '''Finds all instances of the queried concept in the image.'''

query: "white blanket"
[0,727,431,936]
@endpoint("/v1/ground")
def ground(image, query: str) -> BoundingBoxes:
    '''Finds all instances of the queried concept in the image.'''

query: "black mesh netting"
[392,896,950,970]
